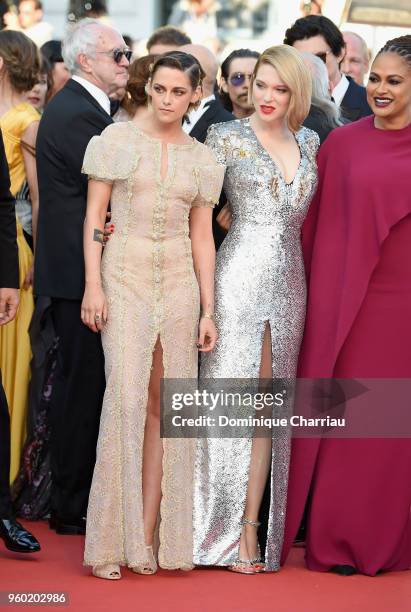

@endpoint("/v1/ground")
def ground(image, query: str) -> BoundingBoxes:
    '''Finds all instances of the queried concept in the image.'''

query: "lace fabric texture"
[81,121,224,569]
[194,118,319,571]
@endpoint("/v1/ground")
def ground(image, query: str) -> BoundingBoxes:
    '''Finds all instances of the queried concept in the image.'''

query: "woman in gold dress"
[81,51,225,580]
[0,31,40,482]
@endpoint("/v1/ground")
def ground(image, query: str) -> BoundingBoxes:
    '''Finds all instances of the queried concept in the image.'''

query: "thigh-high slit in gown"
[81,122,224,570]
[193,118,319,571]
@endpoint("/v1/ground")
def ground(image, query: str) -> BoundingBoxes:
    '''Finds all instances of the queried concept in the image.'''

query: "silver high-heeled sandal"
[132,545,158,575]
[228,518,266,574]
[92,563,121,580]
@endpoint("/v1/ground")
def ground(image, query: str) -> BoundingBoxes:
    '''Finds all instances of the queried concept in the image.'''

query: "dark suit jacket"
[340,76,372,122]
[34,79,113,300]
[188,97,234,144]
[0,129,19,289]
[303,105,336,144]
[189,98,233,250]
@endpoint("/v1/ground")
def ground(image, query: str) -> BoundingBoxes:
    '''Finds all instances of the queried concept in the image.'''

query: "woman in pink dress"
[282,35,411,576]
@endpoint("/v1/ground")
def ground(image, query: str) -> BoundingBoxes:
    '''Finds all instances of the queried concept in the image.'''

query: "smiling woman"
[283,35,411,577]
[367,35,411,130]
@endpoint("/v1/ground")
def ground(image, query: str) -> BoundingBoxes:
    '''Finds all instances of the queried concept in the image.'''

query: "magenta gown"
[282,116,411,575]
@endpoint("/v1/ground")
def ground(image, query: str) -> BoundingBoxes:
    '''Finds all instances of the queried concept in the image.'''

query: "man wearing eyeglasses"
[219,49,260,119]
[284,15,371,122]
[34,18,130,536]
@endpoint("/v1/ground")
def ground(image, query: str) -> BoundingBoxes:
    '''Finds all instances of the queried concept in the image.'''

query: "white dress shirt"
[72,75,111,116]
[332,73,350,108]
[183,94,215,134]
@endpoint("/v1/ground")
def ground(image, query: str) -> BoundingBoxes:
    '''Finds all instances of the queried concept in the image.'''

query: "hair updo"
[146,51,205,113]
[123,54,156,115]
[377,35,411,69]
[0,30,40,93]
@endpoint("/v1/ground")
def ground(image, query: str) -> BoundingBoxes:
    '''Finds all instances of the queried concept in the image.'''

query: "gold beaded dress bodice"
[81,121,224,569]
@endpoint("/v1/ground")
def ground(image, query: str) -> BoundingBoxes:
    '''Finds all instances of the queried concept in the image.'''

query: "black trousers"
[50,299,105,522]
[0,371,13,518]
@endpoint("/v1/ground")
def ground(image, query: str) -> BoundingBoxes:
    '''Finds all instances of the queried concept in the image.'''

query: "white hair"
[62,18,109,74]
[300,51,342,128]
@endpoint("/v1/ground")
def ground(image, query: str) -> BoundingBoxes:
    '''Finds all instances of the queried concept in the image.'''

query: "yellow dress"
[0,102,40,482]
[82,122,225,569]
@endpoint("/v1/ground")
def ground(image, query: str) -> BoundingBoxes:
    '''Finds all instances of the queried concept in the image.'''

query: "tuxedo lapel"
[189,104,215,140]
[65,79,111,120]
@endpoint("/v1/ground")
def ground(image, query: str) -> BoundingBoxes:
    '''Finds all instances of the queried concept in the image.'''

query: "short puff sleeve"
[191,160,225,208]
[82,125,139,183]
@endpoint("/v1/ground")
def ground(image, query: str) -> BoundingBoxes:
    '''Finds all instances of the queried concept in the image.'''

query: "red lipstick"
[260,105,275,115]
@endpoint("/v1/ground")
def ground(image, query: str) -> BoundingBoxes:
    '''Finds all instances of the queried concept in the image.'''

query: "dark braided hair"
[377,35,411,68]
[219,49,260,112]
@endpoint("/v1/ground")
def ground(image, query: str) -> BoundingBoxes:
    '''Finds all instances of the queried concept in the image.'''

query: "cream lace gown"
[81,122,224,570]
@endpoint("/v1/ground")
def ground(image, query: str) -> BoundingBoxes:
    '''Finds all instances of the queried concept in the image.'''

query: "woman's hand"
[197,316,218,352]
[216,203,232,232]
[81,283,108,333]
[23,264,34,289]
[103,211,114,244]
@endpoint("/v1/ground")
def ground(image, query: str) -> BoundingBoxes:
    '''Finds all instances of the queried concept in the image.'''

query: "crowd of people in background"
[0,0,411,584]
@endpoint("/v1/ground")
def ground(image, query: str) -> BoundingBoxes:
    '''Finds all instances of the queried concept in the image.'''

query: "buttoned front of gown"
[81,121,225,569]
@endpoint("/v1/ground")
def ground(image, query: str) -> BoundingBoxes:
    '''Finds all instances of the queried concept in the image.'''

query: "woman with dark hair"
[112,54,155,122]
[26,54,50,112]
[81,51,224,579]
[283,35,411,576]
[40,40,70,101]
[219,48,259,118]
[0,29,39,482]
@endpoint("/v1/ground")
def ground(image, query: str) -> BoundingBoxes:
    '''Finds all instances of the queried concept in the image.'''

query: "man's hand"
[0,288,19,325]
[216,203,232,232]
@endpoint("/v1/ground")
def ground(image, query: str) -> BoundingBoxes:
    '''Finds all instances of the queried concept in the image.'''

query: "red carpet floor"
[1,521,410,612]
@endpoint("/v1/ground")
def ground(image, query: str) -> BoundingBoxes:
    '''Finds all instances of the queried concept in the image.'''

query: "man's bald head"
[341,31,370,85]
[180,43,218,97]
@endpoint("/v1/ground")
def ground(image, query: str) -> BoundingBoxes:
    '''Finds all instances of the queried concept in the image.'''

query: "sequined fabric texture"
[193,118,319,571]
[81,121,224,570]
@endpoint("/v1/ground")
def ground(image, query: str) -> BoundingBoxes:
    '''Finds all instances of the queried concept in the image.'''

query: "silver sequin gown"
[193,118,319,571]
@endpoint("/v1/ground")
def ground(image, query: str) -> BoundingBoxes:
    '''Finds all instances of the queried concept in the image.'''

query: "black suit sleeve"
[0,130,19,289]
[59,109,111,193]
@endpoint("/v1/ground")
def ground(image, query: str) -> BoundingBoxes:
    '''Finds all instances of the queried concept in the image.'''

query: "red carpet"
[1,521,410,612]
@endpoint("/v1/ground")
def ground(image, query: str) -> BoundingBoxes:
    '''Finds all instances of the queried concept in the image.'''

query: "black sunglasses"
[229,72,253,87]
[96,48,132,64]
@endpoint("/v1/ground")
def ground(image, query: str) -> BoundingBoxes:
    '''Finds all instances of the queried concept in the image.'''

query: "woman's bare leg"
[142,336,164,546]
[238,324,273,561]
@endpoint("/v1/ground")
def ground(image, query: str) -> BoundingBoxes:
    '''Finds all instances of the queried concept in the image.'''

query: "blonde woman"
[194,45,319,573]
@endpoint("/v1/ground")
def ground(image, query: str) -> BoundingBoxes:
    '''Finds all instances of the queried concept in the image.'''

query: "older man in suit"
[0,130,40,553]
[284,15,371,122]
[34,18,130,535]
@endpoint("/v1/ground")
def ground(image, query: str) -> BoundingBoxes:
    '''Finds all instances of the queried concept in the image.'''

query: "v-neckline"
[245,117,303,187]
